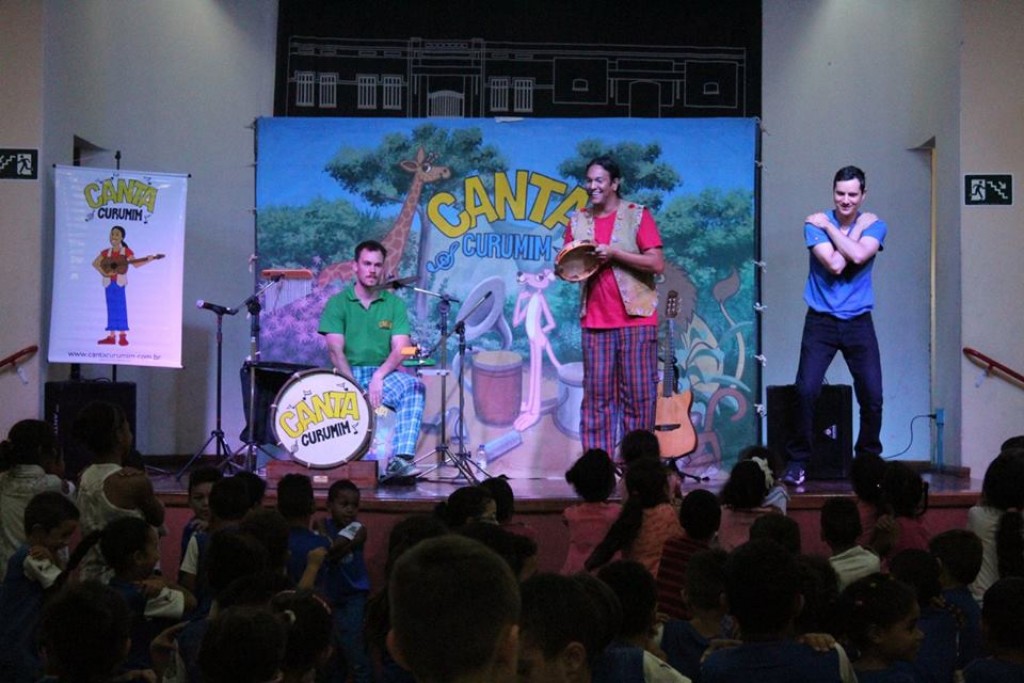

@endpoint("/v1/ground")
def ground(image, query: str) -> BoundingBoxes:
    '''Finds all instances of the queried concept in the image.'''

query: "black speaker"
[44,381,137,481]
[767,384,853,480]
[239,361,316,444]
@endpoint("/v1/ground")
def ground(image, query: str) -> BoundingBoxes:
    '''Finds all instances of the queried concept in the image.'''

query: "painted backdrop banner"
[256,118,757,479]
[49,165,187,368]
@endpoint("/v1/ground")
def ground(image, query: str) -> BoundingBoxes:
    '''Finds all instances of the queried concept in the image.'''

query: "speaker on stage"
[767,384,853,480]
[239,361,316,444]
[44,381,137,481]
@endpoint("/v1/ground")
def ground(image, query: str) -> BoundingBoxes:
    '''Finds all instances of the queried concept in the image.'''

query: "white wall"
[762,0,962,464]
[959,1,1024,473]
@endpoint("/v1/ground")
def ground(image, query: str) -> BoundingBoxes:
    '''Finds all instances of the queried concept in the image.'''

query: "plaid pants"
[580,326,659,456]
[350,366,424,457]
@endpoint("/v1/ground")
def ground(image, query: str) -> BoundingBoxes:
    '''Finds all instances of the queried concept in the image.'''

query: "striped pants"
[580,326,659,457]
[350,366,424,457]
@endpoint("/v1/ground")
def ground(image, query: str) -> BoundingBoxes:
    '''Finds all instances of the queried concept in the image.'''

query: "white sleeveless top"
[76,462,144,582]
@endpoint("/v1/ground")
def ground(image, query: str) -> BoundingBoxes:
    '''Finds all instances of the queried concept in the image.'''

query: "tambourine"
[554,240,601,282]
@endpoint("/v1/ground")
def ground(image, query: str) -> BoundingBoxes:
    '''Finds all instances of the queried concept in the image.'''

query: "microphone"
[196,300,236,316]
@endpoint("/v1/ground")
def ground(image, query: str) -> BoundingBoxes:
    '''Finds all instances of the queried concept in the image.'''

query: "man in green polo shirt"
[318,240,425,482]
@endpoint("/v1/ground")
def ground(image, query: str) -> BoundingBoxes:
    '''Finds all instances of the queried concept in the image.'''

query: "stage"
[152,458,981,591]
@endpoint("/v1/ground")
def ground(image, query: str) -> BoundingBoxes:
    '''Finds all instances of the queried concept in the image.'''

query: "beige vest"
[570,202,658,318]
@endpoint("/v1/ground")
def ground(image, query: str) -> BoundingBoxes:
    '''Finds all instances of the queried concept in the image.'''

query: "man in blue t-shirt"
[784,166,888,486]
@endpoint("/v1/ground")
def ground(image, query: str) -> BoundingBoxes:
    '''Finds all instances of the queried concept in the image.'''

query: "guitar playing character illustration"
[91,225,163,346]
[99,253,165,276]
[654,290,697,458]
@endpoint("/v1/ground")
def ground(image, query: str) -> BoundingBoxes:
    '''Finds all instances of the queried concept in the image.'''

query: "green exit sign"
[965,174,1012,206]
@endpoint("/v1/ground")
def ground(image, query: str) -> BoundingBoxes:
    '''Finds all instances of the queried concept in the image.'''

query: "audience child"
[738,445,790,513]
[656,488,721,620]
[0,491,79,682]
[233,469,269,509]
[701,539,856,682]
[178,465,222,563]
[838,572,923,683]
[750,513,802,554]
[364,514,449,683]
[963,577,1024,682]
[434,484,498,529]
[619,428,683,505]
[388,535,520,683]
[850,452,888,548]
[198,604,288,683]
[794,554,841,637]
[716,458,783,552]
[928,529,984,670]
[37,581,133,683]
[460,521,540,581]
[889,548,959,683]
[660,548,731,683]
[315,479,373,683]
[0,419,69,578]
[877,462,931,562]
[562,448,622,574]
[85,516,195,672]
[179,474,252,613]
[481,475,537,539]
[967,449,1024,603]
[277,473,331,588]
[238,505,292,574]
[597,560,691,682]
[517,572,606,683]
[269,589,335,683]
[821,496,881,590]
[586,458,682,575]
[73,400,165,582]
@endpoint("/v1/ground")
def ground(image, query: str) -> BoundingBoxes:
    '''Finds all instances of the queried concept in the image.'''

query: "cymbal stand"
[234,275,284,473]
[411,288,489,483]
[177,304,236,480]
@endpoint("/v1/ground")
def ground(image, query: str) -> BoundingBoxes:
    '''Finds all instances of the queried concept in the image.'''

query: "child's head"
[1,418,60,469]
[980,577,1024,655]
[327,479,361,526]
[880,461,927,518]
[24,490,79,554]
[850,452,886,506]
[72,400,131,458]
[889,549,942,605]
[839,573,922,663]
[720,458,771,509]
[388,535,520,683]
[99,516,160,578]
[209,475,254,524]
[239,507,291,573]
[40,581,132,680]
[276,473,316,521]
[623,457,669,508]
[794,554,840,636]
[233,470,268,509]
[739,444,785,479]
[1000,435,1024,452]
[820,497,862,551]
[187,465,223,521]
[565,448,617,503]
[518,573,603,682]
[684,548,728,613]
[206,527,271,598]
[749,514,801,554]
[619,429,660,464]
[459,521,539,581]
[435,485,497,528]
[269,589,334,680]
[723,539,801,638]
[596,560,658,642]
[928,529,983,588]
[199,605,288,683]
[980,452,1024,578]
[479,476,515,524]
[383,514,450,577]
[678,488,721,541]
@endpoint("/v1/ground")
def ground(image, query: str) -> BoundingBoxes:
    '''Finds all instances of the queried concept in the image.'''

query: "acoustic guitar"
[654,290,697,458]
[100,253,165,276]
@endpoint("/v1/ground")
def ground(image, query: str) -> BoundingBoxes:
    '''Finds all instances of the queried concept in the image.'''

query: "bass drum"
[271,368,374,468]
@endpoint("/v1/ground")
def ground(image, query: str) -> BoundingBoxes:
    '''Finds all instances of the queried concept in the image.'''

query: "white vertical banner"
[49,165,187,368]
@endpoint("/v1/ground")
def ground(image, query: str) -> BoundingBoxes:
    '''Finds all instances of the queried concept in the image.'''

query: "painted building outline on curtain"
[256,118,757,478]
[49,166,187,369]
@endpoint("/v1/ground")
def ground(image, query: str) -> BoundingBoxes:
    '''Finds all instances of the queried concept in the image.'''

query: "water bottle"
[475,443,488,474]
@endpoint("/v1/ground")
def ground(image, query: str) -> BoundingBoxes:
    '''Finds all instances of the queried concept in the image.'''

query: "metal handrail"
[963,346,1024,386]
[0,345,38,372]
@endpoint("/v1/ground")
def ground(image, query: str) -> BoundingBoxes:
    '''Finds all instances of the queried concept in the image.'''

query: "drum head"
[271,369,374,468]
[555,240,600,282]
